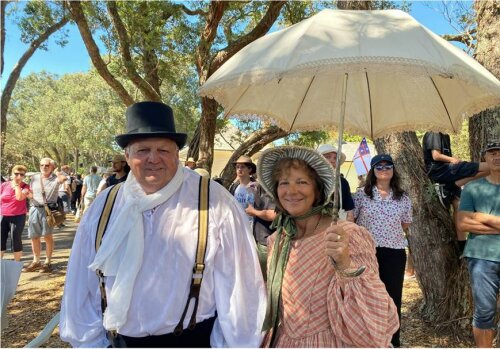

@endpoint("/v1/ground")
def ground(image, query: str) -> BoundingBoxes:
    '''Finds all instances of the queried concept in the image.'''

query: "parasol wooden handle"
[328,256,366,277]
[329,212,366,277]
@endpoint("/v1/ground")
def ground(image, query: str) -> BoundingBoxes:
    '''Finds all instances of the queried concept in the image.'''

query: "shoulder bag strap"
[174,176,210,336]
[39,175,53,217]
[94,183,123,316]
[39,175,47,204]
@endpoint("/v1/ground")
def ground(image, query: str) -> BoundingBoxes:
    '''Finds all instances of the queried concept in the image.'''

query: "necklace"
[297,215,322,239]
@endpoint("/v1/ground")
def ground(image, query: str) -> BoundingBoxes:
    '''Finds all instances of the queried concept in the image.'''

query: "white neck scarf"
[89,165,184,331]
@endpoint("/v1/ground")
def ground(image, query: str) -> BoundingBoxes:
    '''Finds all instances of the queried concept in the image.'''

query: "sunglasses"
[14,173,26,177]
[40,164,51,167]
[374,164,394,171]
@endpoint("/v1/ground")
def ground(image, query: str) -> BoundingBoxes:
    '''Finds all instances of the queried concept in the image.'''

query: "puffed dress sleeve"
[59,199,109,348]
[327,226,399,347]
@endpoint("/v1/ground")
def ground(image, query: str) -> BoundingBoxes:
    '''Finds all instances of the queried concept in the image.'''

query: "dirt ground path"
[1,215,474,348]
[1,216,76,348]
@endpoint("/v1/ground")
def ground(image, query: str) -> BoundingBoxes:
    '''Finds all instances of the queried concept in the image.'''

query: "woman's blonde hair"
[11,165,27,174]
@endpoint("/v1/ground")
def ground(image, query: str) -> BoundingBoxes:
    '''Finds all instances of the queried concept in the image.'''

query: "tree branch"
[107,1,161,101]
[1,1,12,76]
[442,29,476,47]
[68,1,134,106]
[209,1,286,76]
[219,125,287,185]
[138,2,161,95]
[179,4,208,16]
[1,11,70,148]
[196,1,227,83]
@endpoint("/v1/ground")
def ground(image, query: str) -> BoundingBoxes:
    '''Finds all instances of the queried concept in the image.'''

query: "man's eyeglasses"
[14,173,26,177]
[40,164,51,168]
[374,164,394,171]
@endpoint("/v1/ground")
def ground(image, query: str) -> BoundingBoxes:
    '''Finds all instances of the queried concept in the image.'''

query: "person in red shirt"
[1,165,32,261]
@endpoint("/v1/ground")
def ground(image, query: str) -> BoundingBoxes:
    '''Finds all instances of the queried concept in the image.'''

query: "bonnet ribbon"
[262,205,325,332]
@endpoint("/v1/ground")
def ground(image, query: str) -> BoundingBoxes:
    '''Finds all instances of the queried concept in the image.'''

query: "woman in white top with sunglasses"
[353,154,413,348]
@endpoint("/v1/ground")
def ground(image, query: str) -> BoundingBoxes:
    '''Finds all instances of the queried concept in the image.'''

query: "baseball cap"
[483,140,500,153]
[370,154,394,167]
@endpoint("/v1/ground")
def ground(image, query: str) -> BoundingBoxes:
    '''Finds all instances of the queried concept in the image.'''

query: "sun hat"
[370,154,394,167]
[233,155,257,175]
[316,144,347,165]
[109,154,126,163]
[483,140,500,153]
[115,101,187,149]
[186,157,196,164]
[257,146,334,205]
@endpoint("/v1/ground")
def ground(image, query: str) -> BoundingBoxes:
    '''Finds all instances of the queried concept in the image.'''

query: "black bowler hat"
[115,101,187,149]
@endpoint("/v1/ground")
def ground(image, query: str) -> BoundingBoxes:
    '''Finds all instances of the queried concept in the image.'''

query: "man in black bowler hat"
[60,101,266,347]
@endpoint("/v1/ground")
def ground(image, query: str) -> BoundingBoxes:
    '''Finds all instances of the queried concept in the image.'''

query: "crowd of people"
[1,101,498,348]
[1,156,130,273]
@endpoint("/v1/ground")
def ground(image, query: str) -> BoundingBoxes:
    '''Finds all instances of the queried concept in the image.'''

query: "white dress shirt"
[60,169,267,347]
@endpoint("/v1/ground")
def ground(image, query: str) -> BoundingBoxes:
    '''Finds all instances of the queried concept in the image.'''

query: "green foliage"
[2,66,201,176]
[373,0,412,12]
[450,119,470,161]
[3,71,126,173]
[279,2,329,26]
[283,131,329,147]
[16,1,68,50]
[414,120,470,161]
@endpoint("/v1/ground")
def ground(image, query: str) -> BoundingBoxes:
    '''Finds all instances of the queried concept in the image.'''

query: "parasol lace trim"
[200,57,500,101]
[225,96,499,138]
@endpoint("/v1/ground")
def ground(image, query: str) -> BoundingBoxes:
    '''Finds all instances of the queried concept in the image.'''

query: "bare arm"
[13,184,28,201]
[457,211,499,234]
[81,185,87,199]
[245,205,276,221]
[55,169,68,184]
[431,150,460,164]
[346,210,354,222]
[472,212,500,231]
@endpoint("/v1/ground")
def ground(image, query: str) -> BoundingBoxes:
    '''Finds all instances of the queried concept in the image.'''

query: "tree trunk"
[336,0,373,10]
[218,126,287,188]
[375,132,472,332]
[469,0,500,160]
[196,97,218,172]
[1,1,10,76]
[187,124,201,161]
[193,1,286,175]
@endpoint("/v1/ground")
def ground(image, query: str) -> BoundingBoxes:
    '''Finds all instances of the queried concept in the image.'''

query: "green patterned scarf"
[262,205,326,332]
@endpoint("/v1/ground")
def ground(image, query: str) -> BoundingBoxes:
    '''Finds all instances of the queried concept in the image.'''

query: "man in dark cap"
[60,102,266,347]
[457,140,500,348]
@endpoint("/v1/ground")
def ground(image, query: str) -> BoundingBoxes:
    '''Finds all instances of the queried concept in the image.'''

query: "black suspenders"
[95,176,210,336]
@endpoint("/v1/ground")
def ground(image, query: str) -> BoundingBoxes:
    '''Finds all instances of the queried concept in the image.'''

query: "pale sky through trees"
[2,1,471,89]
